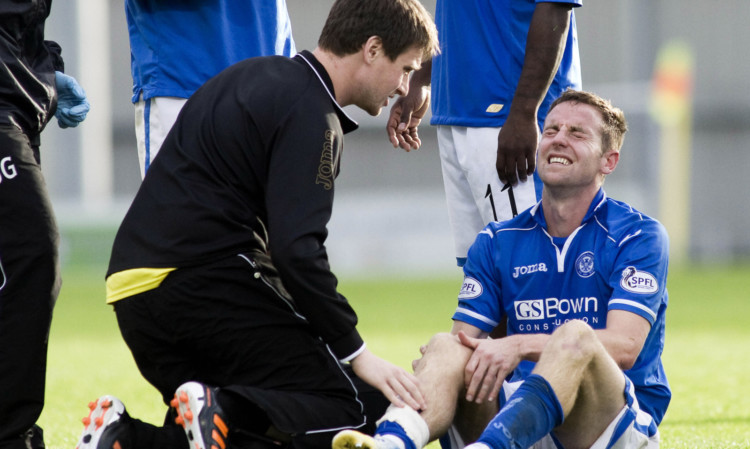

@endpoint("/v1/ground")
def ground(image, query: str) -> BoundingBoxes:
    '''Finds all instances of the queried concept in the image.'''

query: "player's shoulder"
[480,206,539,239]
[213,55,331,113]
[598,197,668,245]
[224,55,309,87]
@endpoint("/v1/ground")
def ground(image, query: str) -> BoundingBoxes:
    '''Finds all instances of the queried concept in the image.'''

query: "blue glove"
[55,71,90,128]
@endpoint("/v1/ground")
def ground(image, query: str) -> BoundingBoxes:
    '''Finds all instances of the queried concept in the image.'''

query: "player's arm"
[595,310,651,370]
[265,96,424,409]
[264,104,362,358]
[596,219,668,369]
[387,59,432,151]
[496,2,573,186]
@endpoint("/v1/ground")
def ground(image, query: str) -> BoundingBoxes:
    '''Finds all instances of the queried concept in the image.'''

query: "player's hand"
[495,113,538,186]
[387,86,430,151]
[351,348,426,410]
[55,71,90,128]
[458,331,519,404]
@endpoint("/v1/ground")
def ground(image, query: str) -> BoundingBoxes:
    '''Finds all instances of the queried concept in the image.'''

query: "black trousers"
[114,253,388,449]
[0,125,60,449]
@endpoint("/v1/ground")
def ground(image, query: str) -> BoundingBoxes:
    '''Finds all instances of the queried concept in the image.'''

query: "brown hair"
[549,90,628,153]
[318,0,439,62]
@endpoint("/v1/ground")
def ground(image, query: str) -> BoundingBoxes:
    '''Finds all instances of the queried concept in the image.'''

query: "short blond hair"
[549,90,628,153]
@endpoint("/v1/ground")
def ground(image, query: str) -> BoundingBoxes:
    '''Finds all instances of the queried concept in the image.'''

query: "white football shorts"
[437,125,538,265]
[134,96,187,179]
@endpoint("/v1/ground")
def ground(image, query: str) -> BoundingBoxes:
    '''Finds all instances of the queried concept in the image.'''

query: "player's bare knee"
[549,320,598,363]
[415,333,469,377]
[425,332,462,353]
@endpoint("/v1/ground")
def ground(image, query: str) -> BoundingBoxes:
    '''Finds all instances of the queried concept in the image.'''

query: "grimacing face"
[537,101,616,189]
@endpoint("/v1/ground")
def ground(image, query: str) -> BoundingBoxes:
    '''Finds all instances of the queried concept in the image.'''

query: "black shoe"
[76,396,130,449]
[171,382,230,449]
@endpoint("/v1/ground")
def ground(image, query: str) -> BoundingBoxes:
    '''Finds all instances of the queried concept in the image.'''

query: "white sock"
[377,405,430,449]
[375,434,407,449]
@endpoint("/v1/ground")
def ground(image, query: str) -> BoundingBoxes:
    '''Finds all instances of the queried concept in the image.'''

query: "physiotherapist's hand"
[351,348,426,411]
[55,71,90,128]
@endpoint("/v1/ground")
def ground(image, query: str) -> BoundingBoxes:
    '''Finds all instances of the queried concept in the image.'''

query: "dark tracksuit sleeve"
[264,99,363,361]
[44,40,64,72]
[0,1,65,132]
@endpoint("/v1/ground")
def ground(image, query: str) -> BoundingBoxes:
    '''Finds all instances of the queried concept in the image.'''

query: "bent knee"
[420,332,471,364]
[417,332,472,380]
[549,320,599,360]
[554,319,596,336]
[426,332,461,351]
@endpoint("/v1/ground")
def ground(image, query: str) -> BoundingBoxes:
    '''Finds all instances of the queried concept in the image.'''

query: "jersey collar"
[295,50,359,134]
[532,188,608,228]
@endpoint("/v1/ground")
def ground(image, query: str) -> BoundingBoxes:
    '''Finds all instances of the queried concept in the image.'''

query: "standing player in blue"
[126,0,296,178]
[334,90,670,449]
[387,0,582,267]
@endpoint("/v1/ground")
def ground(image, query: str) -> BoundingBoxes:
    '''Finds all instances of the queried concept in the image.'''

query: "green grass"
[39,253,750,448]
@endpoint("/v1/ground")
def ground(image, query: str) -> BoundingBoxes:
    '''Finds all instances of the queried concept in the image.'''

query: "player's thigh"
[114,254,355,399]
[534,323,628,446]
[441,126,536,223]
[437,126,492,261]
[588,377,659,449]
[134,97,186,148]
[440,126,502,217]
[0,126,59,306]
[134,96,186,174]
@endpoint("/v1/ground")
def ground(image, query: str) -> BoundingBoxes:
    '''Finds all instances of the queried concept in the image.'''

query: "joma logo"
[316,130,336,190]
[512,263,547,278]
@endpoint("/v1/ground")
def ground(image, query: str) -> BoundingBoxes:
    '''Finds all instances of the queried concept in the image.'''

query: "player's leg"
[0,128,59,449]
[334,333,497,449]
[538,320,662,449]
[534,320,627,448]
[134,96,186,178]
[468,320,627,449]
[437,126,490,267]
[113,252,384,448]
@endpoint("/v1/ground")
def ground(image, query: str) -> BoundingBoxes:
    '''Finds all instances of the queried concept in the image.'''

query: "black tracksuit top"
[0,0,64,134]
[108,51,365,360]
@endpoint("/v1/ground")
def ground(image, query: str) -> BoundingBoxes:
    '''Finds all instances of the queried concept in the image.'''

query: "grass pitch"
[39,255,750,448]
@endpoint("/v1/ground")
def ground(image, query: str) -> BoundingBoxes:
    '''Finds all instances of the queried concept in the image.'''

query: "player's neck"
[541,185,598,237]
[312,47,359,107]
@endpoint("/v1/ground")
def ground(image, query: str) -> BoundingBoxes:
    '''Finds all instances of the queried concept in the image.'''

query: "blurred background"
[42,0,750,277]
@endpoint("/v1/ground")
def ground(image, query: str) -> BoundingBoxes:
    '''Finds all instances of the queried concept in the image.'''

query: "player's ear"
[601,150,619,175]
[362,36,384,64]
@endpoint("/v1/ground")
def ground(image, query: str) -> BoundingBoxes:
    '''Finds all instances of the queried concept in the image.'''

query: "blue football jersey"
[126,0,296,102]
[431,0,582,129]
[453,189,671,424]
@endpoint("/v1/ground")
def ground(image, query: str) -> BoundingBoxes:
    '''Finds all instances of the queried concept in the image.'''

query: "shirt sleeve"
[607,220,670,325]
[44,40,64,72]
[452,226,506,332]
[264,96,363,361]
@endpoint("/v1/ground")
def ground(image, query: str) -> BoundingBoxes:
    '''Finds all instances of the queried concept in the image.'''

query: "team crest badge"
[575,251,595,278]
